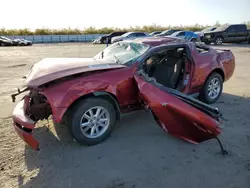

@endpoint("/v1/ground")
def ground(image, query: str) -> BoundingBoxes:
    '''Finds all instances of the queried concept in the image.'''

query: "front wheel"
[200,72,223,104]
[214,37,223,45]
[68,98,116,146]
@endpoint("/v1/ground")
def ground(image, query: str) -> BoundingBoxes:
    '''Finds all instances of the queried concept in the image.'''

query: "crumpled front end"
[12,90,52,150]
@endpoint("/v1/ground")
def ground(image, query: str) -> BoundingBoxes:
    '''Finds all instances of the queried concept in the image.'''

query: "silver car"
[111,32,149,43]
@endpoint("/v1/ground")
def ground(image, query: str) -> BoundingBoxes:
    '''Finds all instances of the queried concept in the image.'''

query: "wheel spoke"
[95,126,100,134]
[89,109,94,117]
[81,122,91,127]
[95,108,101,117]
[98,110,105,118]
[90,127,95,136]
[83,114,91,120]
[82,126,90,133]
[99,118,108,122]
[97,122,106,127]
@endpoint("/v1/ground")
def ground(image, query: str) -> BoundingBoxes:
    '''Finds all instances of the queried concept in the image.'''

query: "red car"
[11,37,235,154]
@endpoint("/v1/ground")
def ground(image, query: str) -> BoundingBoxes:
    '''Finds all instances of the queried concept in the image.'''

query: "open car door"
[134,70,225,145]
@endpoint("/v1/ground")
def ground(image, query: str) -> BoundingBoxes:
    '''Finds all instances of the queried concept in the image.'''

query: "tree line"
[1,22,249,36]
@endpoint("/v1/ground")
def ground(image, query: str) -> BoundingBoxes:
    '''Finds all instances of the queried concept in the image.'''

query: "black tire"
[214,36,223,45]
[0,43,5,46]
[68,97,116,146]
[248,38,250,44]
[205,41,211,45]
[199,72,223,104]
[101,39,106,44]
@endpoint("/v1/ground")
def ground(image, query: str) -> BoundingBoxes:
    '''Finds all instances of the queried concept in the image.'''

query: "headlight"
[205,35,211,38]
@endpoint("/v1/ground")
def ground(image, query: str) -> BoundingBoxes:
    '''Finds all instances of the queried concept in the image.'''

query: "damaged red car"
[11,37,235,154]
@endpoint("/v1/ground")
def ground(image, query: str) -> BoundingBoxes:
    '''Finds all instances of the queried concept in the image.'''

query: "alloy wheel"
[207,78,221,100]
[79,106,110,139]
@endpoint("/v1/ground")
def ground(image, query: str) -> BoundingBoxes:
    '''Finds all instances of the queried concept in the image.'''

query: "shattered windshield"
[93,41,150,65]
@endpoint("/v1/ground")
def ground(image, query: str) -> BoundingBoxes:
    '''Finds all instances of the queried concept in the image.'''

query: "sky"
[1,0,249,29]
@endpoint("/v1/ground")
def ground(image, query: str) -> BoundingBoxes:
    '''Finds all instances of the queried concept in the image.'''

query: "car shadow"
[18,92,250,188]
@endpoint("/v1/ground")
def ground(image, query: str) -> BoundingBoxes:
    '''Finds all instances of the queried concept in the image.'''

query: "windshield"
[93,41,150,65]
[171,31,181,37]
[121,32,132,37]
[201,27,214,32]
[0,36,11,40]
[213,24,229,32]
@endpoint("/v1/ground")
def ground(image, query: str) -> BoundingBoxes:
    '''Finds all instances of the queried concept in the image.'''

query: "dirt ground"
[0,43,250,188]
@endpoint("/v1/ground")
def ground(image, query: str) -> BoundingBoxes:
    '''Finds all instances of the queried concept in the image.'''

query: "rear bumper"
[12,98,39,150]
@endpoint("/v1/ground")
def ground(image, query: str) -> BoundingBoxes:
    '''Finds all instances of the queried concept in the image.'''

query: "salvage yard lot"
[0,43,250,188]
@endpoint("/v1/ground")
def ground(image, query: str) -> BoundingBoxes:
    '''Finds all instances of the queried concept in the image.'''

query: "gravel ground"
[0,43,250,188]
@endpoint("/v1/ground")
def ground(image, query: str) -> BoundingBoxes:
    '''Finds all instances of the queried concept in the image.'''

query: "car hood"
[24,58,125,88]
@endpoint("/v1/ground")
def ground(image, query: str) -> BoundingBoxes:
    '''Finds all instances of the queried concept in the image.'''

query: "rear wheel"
[68,98,116,146]
[248,38,250,44]
[214,36,223,45]
[200,72,223,104]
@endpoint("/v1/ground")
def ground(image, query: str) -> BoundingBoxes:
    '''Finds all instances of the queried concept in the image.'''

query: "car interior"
[143,47,187,90]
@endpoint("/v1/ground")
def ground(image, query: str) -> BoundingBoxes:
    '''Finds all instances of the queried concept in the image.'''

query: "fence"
[4,34,106,43]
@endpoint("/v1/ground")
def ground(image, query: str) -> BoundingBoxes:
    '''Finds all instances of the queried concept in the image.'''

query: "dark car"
[0,36,13,46]
[203,24,250,45]
[155,29,181,36]
[93,31,127,44]
[11,37,235,153]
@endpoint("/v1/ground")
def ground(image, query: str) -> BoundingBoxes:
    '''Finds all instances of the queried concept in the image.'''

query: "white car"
[111,32,149,43]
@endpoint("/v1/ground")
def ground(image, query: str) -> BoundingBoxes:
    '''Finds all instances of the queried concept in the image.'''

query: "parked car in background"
[171,31,200,42]
[196,26,217,40]
[111,32,149,43]
[155,29,181,36]
[202,24,250,45]
[13,39,33,46]
[149,31,162,36]
[11,37,235,152]
[92,31,127,44]
[0,36,13,46]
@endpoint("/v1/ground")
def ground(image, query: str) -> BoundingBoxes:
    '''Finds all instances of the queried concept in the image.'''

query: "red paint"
[135,75,221,143]
[12,37,235,150]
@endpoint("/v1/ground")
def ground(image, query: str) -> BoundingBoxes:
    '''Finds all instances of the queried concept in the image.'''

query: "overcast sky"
[1,0,249,29]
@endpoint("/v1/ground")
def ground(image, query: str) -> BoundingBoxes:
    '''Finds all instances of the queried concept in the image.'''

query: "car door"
[134,71,223,144]
[224,25,237,42]
[235,25,247,42]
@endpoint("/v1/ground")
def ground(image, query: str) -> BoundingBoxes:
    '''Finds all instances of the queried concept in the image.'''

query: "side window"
[128,33,136,37]
[136,33,146,37]
[227,26,236,33]
[236,25,246,32]
[177,32,185,36]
